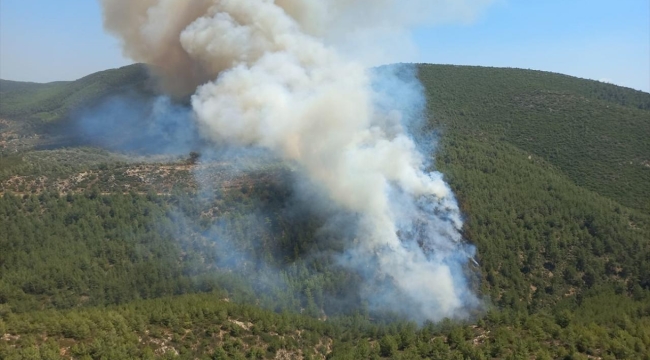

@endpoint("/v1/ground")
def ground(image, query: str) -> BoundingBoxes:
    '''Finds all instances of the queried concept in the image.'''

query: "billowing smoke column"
[101,0,487,321]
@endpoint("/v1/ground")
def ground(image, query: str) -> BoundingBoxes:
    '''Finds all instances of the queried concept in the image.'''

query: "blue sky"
[1,0,649,92]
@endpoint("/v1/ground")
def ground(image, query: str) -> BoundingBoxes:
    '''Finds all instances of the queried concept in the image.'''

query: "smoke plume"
[74,94,200,154]
[100,0,487,321]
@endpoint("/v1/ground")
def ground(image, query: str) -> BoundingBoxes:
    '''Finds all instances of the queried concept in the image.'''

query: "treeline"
[2,291,650,359]
[419,64,650,212]
[437,136,650,312]
[0,178,356,318]
[0,190,204,312]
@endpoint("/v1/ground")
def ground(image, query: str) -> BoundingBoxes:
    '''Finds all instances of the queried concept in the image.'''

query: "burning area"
[96,0,488,322]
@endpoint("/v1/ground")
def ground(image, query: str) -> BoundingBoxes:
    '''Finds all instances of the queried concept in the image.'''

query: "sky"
[1,0,648,92]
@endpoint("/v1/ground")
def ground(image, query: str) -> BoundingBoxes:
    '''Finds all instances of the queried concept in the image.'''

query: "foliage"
[0,64,153,123]
[436,136,650,312]
[2,292,650,359]
[419,64,650,212]
[1,63,649,358]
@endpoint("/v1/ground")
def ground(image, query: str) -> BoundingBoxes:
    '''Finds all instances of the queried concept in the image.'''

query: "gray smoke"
[74,95,200,154]
[100,0,490,322]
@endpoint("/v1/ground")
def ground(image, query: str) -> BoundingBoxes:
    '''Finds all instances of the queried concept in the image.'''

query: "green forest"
[0,64,649,359]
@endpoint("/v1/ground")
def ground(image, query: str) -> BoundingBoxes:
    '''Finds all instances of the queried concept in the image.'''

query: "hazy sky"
[1,0,648,92]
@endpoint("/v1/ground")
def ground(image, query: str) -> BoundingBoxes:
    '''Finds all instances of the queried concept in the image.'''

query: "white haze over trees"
[100,0,491,321]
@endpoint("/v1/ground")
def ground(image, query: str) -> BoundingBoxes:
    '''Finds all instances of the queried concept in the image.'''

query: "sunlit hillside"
[1,64,649,359]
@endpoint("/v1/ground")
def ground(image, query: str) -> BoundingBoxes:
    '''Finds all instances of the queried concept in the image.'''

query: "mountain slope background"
[0,64,154,123]
[0,64,649,359]
[419,65,650,213]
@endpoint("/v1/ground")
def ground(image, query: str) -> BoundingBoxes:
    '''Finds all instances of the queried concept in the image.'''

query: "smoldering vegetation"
[32,67,483,322]
[33,64,483,323]
[78,0,488,323]
[154,160,482,322]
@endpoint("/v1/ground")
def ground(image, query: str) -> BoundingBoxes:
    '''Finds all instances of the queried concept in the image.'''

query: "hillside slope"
[0,64,153,123]
[1,64,649,359]
[419,65,650,212]
[3,64,648,211]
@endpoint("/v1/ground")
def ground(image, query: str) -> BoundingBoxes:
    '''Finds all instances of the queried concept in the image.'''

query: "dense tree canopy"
[1,64,649,358]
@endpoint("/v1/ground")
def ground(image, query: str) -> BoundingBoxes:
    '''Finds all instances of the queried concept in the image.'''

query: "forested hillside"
[420,65,650,212]
[1,64,649,359]
[0,64,153,123]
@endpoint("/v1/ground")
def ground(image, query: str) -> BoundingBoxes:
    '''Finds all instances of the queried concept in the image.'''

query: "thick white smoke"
[100,0,487,321]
